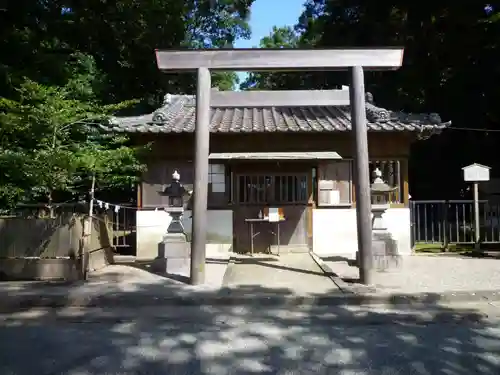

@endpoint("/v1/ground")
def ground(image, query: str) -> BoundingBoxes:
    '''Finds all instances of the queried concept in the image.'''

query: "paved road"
[1,304,500,374]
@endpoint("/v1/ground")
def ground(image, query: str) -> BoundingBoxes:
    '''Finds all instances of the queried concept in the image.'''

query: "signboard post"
[462,163,491,251]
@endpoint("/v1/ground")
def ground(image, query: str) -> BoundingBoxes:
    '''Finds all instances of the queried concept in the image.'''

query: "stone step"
[235,245,311,256]
[270,245,311,254]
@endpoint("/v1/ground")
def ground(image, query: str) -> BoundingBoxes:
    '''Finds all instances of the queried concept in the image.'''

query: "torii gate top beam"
[210,89,350,107]
[155,48,404,72]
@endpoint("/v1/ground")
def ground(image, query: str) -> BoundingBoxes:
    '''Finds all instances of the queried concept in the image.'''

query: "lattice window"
[236,174,308,204]
[209,164,226,193]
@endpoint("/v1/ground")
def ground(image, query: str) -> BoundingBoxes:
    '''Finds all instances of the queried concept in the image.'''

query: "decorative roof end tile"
[428,113,442,124]
[152,111,168,124]
[364,92,391,122]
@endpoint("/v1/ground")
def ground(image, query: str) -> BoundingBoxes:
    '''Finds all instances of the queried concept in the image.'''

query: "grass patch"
[113,230,133,238]
[414,242,468,253]
[414,242,500,257]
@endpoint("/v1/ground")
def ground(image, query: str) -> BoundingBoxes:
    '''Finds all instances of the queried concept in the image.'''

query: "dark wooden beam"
[155,48,404,72]
[210,89,350,107]
[208,152,342,160]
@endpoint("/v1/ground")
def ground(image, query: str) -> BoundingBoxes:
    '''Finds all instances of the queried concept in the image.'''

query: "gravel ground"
[322,254,500,294]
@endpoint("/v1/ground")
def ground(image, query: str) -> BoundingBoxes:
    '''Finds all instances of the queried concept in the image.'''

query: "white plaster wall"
[312,208,411,257]
[136,210,233,260]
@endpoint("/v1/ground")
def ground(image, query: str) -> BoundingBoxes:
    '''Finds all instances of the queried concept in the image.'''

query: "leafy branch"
[0,54,147,210]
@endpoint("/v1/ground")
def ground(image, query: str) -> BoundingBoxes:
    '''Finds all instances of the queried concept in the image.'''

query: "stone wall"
[0,214,113,280]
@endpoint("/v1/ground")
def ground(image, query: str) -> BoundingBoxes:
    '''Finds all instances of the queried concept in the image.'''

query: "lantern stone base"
[151,233,191,275]
[355,232,401,272]
[372,231,401,271]
[354,206,401,272]
[372,205,401,271]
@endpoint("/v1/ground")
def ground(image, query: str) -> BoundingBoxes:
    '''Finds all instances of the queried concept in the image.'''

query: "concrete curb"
[219,254,237,286]
[309,251,374,294]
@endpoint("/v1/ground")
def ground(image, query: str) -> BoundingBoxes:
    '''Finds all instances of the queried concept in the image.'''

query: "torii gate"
[155,48,404,285]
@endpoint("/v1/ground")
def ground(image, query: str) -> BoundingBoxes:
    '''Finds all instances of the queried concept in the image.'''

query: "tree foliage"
[240,26,303,91]
[0,54,146,209]
[0,0,254,208]
[0,0,253,103]
[241,1,500,199]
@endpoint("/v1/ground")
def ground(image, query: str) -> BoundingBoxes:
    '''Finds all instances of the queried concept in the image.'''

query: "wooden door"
[231,163,311,253]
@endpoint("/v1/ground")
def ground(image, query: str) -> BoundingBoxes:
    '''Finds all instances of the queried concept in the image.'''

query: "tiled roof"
[102,93,450,134]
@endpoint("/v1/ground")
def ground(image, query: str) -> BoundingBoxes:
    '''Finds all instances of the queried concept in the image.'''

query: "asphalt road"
[1,305,500,375]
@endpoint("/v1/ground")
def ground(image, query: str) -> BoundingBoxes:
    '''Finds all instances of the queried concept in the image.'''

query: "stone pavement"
[0,255,232,311]
[2,252,500,311]
[222,253,338,294]
[0,253,344,311]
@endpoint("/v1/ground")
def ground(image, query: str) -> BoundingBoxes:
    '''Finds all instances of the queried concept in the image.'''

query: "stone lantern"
[152,170,192,276]
[162,170,189,234]
[370,168,400,270]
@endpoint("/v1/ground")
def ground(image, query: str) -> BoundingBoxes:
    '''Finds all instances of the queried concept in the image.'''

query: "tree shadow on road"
[0,278,499,374]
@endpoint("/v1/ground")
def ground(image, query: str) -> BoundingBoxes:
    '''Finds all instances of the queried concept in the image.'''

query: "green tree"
[0,0,254,104]
[0,0,255,208]
[240,26,303,91]
[0,54,146,210]
[244,2,500,199]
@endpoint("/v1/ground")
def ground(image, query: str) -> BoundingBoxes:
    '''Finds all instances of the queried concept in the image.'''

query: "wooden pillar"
[190,67,211,285]
[349,66,373,285]
[307,167,315,244]
[401,159,410,205]
[136,183,142,208]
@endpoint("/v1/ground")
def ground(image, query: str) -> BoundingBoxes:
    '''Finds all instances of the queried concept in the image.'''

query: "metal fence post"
[410,200,416,250]
[442,201,449,250]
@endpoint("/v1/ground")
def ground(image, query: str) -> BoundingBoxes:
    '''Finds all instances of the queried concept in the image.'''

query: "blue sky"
[235,0,304,49]
[234,0,305,84]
